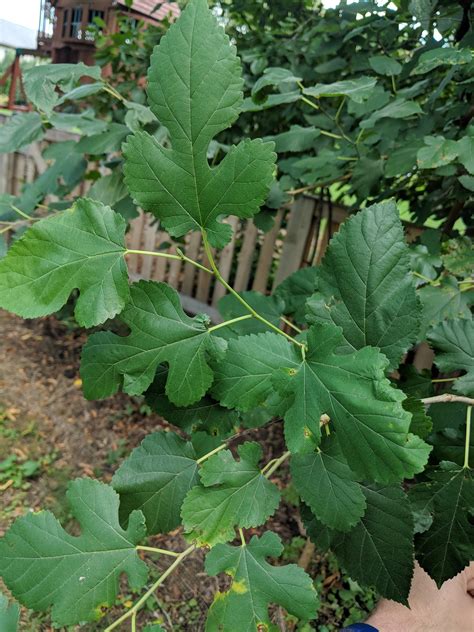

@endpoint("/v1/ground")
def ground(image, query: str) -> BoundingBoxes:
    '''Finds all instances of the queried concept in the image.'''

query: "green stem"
[432,377,458,383]
[260,458,277,475]
[131,611,136,632]
[11,205,32,220]
[239,528,246,547]
[103,83,127,103]
[126,248,213,274]
[281,316,302,334]
[208,314,253,333]
[298,87,346,142]
[391,74,397,95]
[264,451,291,479]
[126,248,181,261]
[175,247,214,273]
[335,96,346,122]
[299,93,319,110]
[202,231,305,350]
[136,546,180,557]
[412,271,439,285]
[104,545,195,632]
[319,129,344,140]
[464,406,472,469]
[196,442,227,465]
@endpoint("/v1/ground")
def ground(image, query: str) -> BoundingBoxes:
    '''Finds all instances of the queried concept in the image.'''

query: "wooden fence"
[1,127,433,367]
[125,199,348,321]
[0,129,349,321]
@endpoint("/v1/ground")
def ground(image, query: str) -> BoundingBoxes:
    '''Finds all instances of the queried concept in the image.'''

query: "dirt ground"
[0,310,375,631]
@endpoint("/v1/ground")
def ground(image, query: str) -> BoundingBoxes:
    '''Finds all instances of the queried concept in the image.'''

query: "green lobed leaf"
[417,135,459,169]
[274,266,319,323]
[112,431,200,535]
[291,435,366,531]
[428,320,474,395]
[331,485,415,604]
[397,365,433,399]
[457,136,474,174]
[23,63,102,114]
[0,199,129,328]
[211,332,300,412]
[415,468,474,586]
[88,172,131,209]
[360,98,422,129]
[276,324,431,481]
[305,485,415,603]
[442,237,474,277]
[403,396,433,439]
[146,367,238,436]
[459,174,474,191]
[429,402,467,433]
[48,112,107,136]
[412,47,472,75]
[123,0,276,247]
[0,479,148,626]
[304,77,377,103]
[252,67,302,100]
[81,281,226,406]
[306,201,421,370]
[181,443,280,546]
[369,55,402,76]
[76,123,130,154]
[418,277,472,338]
[0,112,44,154]
[241,91,301,112]
[0,593,19,632]
[56,81,105,105]
[264,125,321,153]
[205,531,318,630]
[385,139,424,177]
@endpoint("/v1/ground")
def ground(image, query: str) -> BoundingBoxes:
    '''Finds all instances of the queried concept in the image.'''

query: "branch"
[421,394,474,406]
[104,544,195,631]
[201,230,306,352]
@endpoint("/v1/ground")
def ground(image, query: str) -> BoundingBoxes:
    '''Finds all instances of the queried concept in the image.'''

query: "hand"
[366,562,474,632]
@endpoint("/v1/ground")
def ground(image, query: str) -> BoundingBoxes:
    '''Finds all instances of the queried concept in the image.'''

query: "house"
[37,0,180,64]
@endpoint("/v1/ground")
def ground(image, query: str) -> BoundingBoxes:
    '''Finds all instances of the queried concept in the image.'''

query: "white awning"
[0,19,37,50]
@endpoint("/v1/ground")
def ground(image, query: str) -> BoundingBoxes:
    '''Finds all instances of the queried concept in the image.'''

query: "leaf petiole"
[281,316,302,334]
[201,231,306,350]
[464,406,472,469]
[11,205,32,220]
[208,314,253,333]
[136,546,180,557]
[196,442,227,465]
[125,248,213,274]
[105,545,195,631]
[264,451,291,479]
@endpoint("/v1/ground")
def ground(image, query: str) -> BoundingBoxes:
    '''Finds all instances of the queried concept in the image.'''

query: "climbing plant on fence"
[0,0,473,629]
